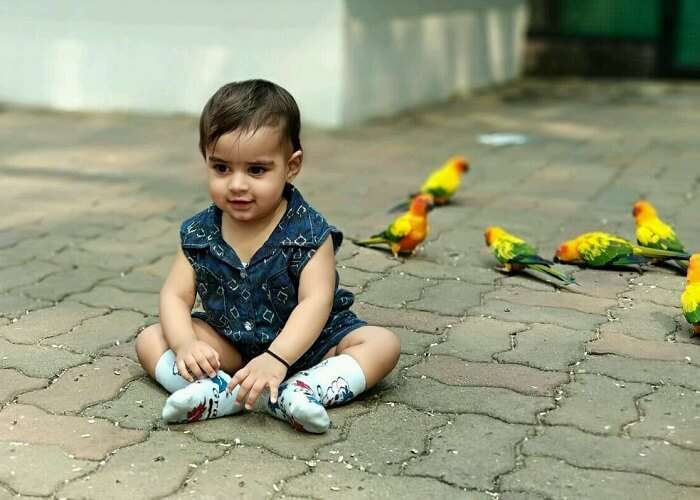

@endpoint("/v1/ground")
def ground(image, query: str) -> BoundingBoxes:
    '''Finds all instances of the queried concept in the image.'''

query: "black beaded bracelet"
[265,349,290,369]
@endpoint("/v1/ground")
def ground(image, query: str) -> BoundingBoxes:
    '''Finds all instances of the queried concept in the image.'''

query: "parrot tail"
[353,236,388,247]
[634,246,691,260]
[527,264,577,285]
[610,254,649,267]
[514,254,555,266]
[674,259,689,271]
[387,197,414,214]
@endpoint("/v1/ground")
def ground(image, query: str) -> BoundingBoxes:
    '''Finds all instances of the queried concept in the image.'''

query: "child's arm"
[230,237,336,409]
[160,247,221,381]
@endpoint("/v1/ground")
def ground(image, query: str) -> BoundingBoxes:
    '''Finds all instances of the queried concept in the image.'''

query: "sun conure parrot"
[484,226,576,285]
[554,231,691,268]
[681,254,700,335]
[389,156,469,212]
[354,194,434,257]
[633,200,688,271]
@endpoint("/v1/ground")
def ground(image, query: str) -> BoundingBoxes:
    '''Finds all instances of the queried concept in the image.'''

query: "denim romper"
[181,183,366,373]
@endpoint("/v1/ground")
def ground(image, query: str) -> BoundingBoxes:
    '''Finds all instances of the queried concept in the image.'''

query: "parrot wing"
[682,285,700,325]
[509,242,553,266]
[384,214,413,242]
[388,168,453,213]
[493,235,575,285]
[354,214,412,247]
[636,219,685,253]
[421,167,459,199]
[681,284,700,323]
[493,239,526,263]
[423,186,451,199]
[578,234,634,267]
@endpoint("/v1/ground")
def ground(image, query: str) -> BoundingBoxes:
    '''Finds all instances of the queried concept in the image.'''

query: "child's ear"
[286,150,303,181]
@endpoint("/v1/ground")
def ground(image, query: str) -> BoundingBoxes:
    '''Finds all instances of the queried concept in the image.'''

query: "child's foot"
[162,374,242,423]
[266,354,366,433]
[267,378,330,433]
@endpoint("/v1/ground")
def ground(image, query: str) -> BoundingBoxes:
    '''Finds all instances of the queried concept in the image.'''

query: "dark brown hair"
[198,79,302,158]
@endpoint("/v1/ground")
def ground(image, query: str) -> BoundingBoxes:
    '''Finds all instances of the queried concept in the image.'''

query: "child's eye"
[249,165,266,175]
[212,163,229,174]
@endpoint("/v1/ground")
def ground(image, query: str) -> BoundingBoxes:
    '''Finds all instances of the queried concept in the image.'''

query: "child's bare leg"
[331,326,400,388]
[267,326,399,432]
[135,319,246,423]
[135,319,243,379]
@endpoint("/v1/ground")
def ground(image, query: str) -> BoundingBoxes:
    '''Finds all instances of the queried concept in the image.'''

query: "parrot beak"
[553,256,561,263]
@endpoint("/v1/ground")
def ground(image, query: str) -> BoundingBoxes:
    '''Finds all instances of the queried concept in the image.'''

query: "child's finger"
[269,381,279,404]
[226,379,237,394]
[185,358,205,380]
[245,380,266,410]
[207,351,220,371]
[196,355,217,378]
[230,366,248,389]
[176,359,193,382]
[235,375,255,405]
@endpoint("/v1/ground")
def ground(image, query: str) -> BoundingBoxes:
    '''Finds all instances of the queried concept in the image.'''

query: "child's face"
[205,125,302,224]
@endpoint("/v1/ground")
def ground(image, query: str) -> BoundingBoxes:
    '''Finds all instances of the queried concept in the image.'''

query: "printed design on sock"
[287,415,305,432]
[317,376,354,407]
[185,381,224,422]
[267,387,287,419]
[187,400,207,422]
[294,379,323,405]
[267,379,325,432]
[211,374,228,393]
[267,380,291,420]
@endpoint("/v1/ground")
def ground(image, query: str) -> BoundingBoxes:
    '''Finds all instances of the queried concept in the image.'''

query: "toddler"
[135,79,400,433]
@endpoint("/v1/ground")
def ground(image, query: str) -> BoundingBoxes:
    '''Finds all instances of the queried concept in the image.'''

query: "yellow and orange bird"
[484,226,576,285]
[554,231,690,268]
[682,254,700,335]
[633,200,688,271]
[390,156,469,212]
[354,194,434,257]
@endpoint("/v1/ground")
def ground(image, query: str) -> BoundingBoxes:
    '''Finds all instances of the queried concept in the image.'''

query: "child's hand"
[228,353,288,410]
[174,340,221,382]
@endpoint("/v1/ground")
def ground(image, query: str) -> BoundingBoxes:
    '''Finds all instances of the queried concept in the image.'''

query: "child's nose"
[228,171,248,192]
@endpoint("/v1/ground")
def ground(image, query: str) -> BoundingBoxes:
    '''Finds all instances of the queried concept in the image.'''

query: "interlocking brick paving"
[2,80,700,498]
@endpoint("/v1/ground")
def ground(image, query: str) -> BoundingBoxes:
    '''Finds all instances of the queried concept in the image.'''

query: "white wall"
[0,0,526,127]
[342,0,528,124]
[0,1,345,125]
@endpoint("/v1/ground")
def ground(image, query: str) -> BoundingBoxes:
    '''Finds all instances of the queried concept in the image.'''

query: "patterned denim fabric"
[181,183,365,371]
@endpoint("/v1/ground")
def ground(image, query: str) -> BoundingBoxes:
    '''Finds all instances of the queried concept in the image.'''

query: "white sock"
[267,378,330,433]
[162,371,243,423]
[155,350,243,423]
[267,354,366,433]
[154,350,190,393]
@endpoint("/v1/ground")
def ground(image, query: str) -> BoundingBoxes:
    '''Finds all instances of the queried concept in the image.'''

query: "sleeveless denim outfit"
[180,183,366,373]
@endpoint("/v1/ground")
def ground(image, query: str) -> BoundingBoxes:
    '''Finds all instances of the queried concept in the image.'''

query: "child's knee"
[362,326,400,364]
[135,324,167,359]
[381,328,401,363]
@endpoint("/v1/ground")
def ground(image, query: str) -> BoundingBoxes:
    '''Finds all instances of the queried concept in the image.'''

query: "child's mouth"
[229,199,253,209]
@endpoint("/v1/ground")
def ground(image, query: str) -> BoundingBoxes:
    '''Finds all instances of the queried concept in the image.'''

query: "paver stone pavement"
[1,79,700,498]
